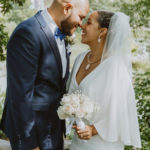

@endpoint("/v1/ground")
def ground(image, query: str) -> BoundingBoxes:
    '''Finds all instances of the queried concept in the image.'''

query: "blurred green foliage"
[89,0,150,28]
[5,0,36,25]
[0,23,8,61]
[0,0,25,14]
[0,0,35,61]
[119,0,150,28]
[133,71,150,149]
[124,70,150,150]
[0,92,6,139]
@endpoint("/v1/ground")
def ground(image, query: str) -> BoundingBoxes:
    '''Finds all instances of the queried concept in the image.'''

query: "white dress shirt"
[41,9,67,78]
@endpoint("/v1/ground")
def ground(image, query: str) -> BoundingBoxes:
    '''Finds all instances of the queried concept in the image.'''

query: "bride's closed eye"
[87,21,91,25]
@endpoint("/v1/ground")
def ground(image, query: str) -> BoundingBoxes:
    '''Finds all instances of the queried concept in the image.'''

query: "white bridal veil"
[89,12,142,148]
[101,12,132,76]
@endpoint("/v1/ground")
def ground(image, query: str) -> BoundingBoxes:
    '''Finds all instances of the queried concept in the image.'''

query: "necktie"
[54,27,66,41]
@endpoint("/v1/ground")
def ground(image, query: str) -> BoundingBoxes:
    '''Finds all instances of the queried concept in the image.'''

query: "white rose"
[71,94,80,103]
[70,99,80,109]
[62,104,75,116]
[76,109,84,118]
[57,106,67,120]
[61,96,70,105]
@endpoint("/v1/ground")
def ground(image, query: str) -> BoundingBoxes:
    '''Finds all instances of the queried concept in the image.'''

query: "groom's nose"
[78,23,82,28]
[81,24,85,29]
[78,20,82,27]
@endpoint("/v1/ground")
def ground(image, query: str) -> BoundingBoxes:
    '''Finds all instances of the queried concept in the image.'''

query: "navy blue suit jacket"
[0,11,70,143]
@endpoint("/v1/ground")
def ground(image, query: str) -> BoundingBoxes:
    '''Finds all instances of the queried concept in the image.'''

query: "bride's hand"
[72,125,98,140]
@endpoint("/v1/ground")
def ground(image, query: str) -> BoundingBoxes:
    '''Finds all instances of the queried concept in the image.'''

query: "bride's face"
[81,12,101,44]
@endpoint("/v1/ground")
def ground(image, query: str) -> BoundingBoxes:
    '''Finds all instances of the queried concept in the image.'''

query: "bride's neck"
[88,37,106,61]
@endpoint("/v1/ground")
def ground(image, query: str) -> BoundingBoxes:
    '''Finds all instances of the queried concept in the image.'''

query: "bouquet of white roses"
[57,91,100,137]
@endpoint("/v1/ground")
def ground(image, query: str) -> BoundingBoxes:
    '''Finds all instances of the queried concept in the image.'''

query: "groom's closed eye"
[80,15,86,20]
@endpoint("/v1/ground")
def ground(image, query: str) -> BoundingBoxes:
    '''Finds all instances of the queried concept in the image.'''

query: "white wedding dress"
[67,12,141,150]
[67,51,141,150]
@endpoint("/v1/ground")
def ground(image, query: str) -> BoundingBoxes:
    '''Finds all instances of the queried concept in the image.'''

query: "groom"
[0,0,89,150]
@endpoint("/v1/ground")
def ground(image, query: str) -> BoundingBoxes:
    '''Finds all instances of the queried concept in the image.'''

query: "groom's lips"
[72,24,78,29]
[71,25,78,32]
[75,24,78,28]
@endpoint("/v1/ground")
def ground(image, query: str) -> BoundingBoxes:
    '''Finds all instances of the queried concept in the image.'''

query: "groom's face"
[60,3,89,36]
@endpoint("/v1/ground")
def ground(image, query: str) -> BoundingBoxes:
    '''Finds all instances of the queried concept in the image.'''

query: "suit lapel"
[35,11,63,78]
[64,41,70,85]
[65,40,70,78]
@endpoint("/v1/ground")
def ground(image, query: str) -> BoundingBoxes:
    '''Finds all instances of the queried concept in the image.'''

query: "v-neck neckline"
[75,51,101,87]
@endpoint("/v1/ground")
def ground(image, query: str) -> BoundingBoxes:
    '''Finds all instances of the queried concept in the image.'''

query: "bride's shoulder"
[104,56,124,65]
[101,56,127,71]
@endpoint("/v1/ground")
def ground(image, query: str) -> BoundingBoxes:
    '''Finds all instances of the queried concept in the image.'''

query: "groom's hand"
[72,125,97,140]
[32,147,40,150]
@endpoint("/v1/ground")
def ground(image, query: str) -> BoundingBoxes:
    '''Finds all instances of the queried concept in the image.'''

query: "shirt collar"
[42,8,58,35]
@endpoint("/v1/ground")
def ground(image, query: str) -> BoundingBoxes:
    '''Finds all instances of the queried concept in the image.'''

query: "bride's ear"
[100,28,108,37]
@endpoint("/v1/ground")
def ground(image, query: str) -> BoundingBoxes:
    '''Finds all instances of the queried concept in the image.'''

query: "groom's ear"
[63,3,73,16]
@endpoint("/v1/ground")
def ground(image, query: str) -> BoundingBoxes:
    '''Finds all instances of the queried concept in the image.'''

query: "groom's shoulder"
[13,11,44,35]
[10,13,41,39]
[17,16,39,31]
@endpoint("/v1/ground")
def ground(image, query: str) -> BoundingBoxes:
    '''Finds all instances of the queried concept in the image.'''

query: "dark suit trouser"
[9,111,64,150]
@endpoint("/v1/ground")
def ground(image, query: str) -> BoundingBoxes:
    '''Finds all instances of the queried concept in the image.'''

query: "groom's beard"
[61,15,78,36]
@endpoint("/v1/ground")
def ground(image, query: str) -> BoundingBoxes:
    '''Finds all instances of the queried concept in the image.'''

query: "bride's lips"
[82,30,86,36]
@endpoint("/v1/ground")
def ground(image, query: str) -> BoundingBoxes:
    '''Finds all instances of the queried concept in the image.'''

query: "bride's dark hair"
[97,11,114,29]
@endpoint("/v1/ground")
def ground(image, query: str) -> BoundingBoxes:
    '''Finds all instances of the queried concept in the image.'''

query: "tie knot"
[55,28,66,41]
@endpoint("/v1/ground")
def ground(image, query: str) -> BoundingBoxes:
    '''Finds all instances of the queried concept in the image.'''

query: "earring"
[98,35,101,43]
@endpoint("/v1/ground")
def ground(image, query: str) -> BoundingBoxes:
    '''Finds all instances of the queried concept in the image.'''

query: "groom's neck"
[48,3,62,29]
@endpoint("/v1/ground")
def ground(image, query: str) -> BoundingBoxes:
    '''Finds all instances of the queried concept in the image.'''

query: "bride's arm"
[90,125,98,136]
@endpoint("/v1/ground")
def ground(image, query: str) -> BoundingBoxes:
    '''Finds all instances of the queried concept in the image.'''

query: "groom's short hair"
[53,0,88,7]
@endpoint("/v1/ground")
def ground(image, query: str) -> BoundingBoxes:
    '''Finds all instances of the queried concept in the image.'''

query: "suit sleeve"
[7,25,40,137]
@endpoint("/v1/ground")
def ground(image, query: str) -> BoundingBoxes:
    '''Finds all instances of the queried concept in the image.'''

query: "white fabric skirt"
[70,133,124,150]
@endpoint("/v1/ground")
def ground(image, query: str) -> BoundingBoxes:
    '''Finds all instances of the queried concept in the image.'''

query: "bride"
[67,11,141,150]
